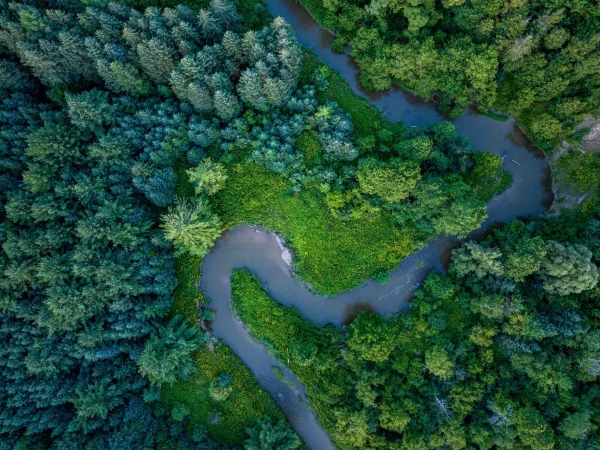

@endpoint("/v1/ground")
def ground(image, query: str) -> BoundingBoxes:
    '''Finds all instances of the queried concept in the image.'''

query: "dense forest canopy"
[303,0,600,150]
[232,209,600,449]
[1,0,597,449]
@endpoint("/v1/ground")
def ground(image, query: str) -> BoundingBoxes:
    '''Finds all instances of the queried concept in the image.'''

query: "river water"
[200,2,554,448]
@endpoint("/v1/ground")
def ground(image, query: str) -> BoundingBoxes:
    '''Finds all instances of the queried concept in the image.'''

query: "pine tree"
[213,89,241,121]
[66,89,115,131]
[186,158,228,196]
[57,32,96,81]
[197,9,222,42]
[97,59,150,95]
[222,30,242,63]
[138,315,204,385]
[137,38,176,84]
[245,417,301,450]
[0,60,31,94]
[237,69,268,111]
[188,81,214,113]
[160,196,221,257]
[209,0,242,32]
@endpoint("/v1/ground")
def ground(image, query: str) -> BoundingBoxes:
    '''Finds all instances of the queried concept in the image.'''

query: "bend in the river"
[199,2,554,449]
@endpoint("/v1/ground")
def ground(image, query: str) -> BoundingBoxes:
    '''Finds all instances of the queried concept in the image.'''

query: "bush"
[209,373,234,401]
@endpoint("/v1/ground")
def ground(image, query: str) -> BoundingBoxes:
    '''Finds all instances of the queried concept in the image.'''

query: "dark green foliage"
[65,89,115,131]
[347,311,397,362]
[0,0,523,447]
[138,315,204,385]
[357,157,421,202]
[0,1,264,447]
[0,93,216,447]
[244,416,301,450]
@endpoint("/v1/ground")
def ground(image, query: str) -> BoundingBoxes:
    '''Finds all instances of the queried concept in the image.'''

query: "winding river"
[200,2,554,448]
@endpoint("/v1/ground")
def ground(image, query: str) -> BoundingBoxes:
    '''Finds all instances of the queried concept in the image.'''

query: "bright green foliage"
[244,416,301,450]
[451,242,504,278]
[231,211,600,449]
[161,197,222,258]
[357,157,421,203]
[504,235,547,282]
[164,251,283,444]
[187,158,228,196]
[424,346,454,380]
[513,406,555,450]
[464,152,512,201]
[538,241,598,296]
[209,373,234,401]
[290,336,318,366]
[347,311,397,362]
[138,315,204,386]
[303,0,600,148]
[295,130,322,167]
[431,195,488,238]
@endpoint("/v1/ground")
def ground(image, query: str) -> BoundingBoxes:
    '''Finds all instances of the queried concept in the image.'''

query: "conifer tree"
[66,89,115,131]
[97,60,150,95]
[237,69,268,111]
[213,89,241,121]
[161,196,221,257]
[138,315,204,385]
[137,38,176,84]
[188,81,214,113]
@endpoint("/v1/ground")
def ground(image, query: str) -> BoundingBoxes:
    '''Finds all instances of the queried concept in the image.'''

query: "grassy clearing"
[230,270,329,375]
[230,270,342,437]
[214,162,417,295]
[161,340,283,444]
[210,51,416,295]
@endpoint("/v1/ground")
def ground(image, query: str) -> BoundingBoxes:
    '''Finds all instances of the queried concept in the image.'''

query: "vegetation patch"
[162,341,284,444]
[231,206,600,449]
[214,162,413,294]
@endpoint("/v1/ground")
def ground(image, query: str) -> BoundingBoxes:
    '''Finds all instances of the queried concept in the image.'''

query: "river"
[199,1,554,448]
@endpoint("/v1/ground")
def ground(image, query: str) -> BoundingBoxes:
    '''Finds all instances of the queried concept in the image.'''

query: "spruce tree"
[137,38,176,84]
[188,81,214,113]
[66,89,115,131]
[213,89,241,121]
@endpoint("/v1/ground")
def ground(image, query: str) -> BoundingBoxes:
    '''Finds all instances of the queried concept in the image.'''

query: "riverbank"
[279,0,600,216]
[162,2,554,446]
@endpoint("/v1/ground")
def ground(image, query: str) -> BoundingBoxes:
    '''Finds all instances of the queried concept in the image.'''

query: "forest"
[232,207,600,449]
[302,0,600,152]
[0,0,598,449]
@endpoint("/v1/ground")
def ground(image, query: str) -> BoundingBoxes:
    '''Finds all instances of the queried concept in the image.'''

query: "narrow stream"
[200,2,555,448]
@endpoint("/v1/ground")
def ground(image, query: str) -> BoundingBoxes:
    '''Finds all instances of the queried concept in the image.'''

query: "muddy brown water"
[200,2,554,448]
